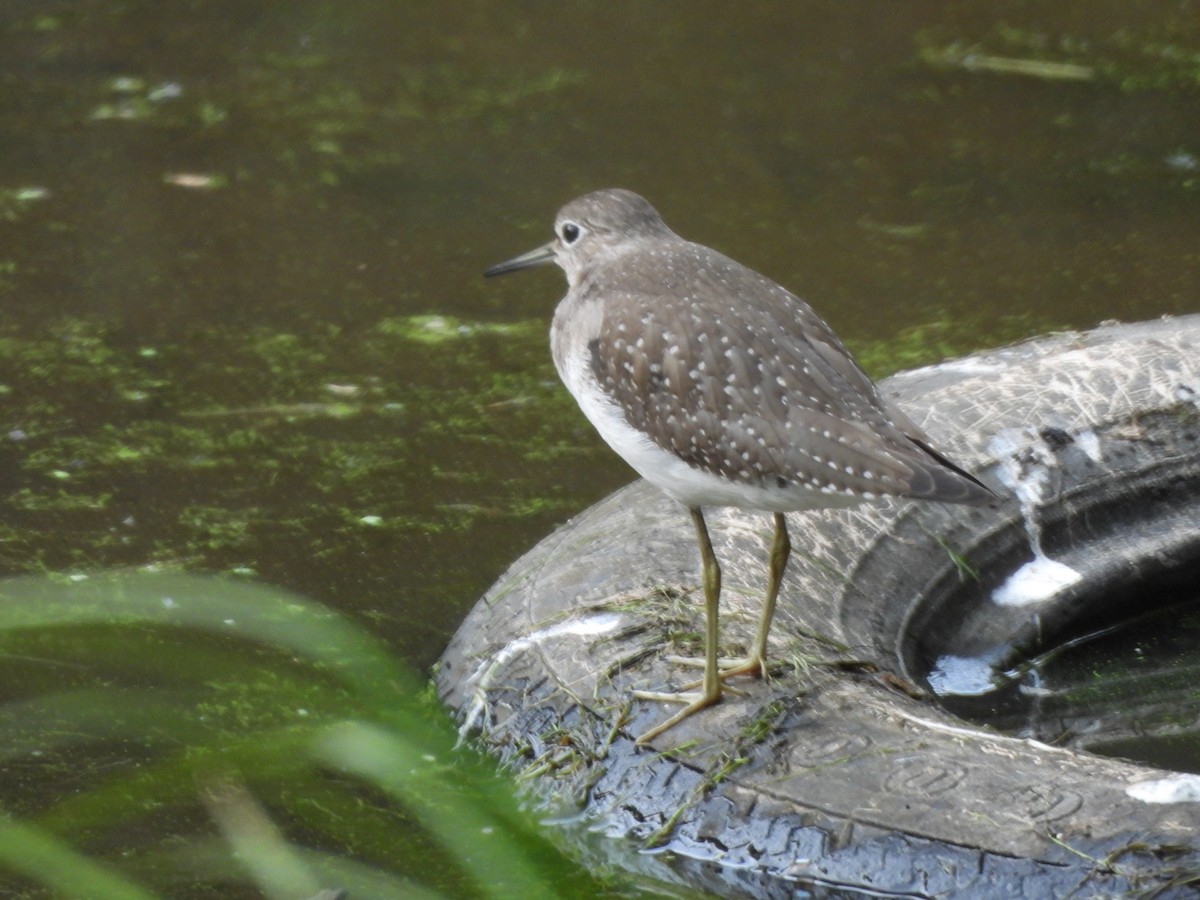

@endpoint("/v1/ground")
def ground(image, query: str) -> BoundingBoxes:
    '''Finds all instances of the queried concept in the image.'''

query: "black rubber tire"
[438,316,1200,899]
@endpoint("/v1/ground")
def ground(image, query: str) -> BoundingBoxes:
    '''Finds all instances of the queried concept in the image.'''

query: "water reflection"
[932,599,1200,772]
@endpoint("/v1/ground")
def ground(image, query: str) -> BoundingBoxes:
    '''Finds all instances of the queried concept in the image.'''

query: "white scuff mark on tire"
[992,555,1083,607]
[457,612,625,743]
[1127,774,1200,804]
[987,427,1083,606]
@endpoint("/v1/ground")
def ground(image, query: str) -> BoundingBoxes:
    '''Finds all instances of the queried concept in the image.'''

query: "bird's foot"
[631,687,722,744]
[665,653,767,682]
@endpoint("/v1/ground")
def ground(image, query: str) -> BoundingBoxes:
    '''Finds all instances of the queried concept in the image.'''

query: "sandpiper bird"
[485,189,994,744]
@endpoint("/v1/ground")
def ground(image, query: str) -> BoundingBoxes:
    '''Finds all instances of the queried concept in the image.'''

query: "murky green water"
[1,2,1198,896]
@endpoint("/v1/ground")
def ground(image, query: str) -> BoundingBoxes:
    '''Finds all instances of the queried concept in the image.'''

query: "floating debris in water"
[109,76,146,94]
[93,79,184,121]
[163,172,228,190]
[921,46,1094,81]
[0,186,50,221]
[147,82,184,102]
[1165,151,1199,172]
[14,186,49,202]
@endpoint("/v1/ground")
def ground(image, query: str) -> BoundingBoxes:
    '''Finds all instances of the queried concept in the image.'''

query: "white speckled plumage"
[541,189,991,510]
[486,188,994,744]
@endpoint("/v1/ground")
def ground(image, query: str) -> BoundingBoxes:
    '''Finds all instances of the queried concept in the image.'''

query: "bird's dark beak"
[484,240,557,277]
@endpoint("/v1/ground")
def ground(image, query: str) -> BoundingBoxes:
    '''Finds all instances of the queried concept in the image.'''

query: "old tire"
[438,316,1200,899]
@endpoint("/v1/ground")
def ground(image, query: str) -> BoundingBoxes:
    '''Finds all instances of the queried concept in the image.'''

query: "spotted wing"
[587,242,990,504]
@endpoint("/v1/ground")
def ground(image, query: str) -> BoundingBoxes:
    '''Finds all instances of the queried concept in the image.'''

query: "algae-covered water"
[1,2,1198,896]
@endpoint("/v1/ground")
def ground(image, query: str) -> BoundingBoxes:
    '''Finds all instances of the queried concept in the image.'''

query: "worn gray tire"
[438,316,1200,898]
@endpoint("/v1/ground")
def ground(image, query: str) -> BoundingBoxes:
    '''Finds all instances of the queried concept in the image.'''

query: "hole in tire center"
[931,585,1200,773]
[905,429,1200,773]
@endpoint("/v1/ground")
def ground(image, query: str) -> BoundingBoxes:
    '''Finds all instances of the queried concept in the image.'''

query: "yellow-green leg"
[715,511,790,678]
[633,506,724,744]
[664,512,791,682]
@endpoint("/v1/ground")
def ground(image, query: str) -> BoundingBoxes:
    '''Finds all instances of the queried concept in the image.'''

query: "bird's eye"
[560,222,581,244]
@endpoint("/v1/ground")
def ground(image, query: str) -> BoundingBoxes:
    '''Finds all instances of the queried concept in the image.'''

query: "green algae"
[0,309,1043,578]
[0,316,585,581]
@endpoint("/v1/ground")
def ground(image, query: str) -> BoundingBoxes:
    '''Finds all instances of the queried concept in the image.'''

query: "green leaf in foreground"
[0,572,616,899]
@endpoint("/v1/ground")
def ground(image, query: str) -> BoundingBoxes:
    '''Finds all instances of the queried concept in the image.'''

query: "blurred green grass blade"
[0,814,159,900]
[0,572,593,896]
[316,721,563,900]
[201,776,326,900]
